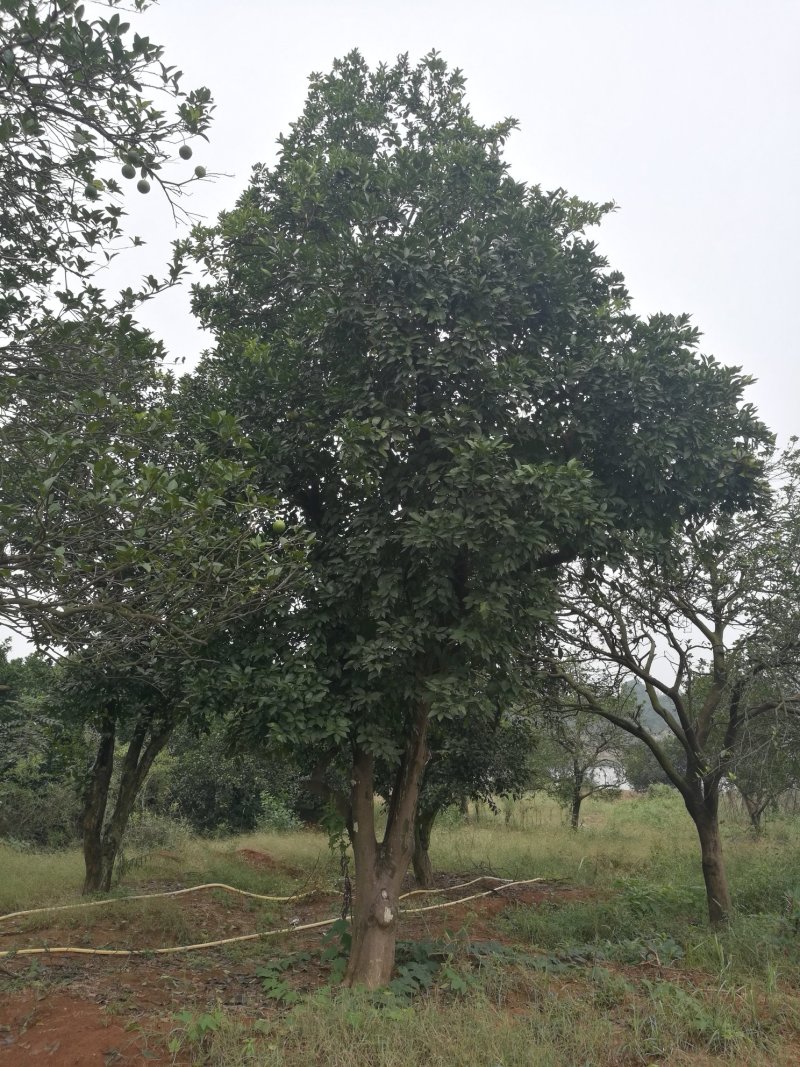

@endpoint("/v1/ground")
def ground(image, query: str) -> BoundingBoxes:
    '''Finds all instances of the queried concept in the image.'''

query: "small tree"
[729,707,800,833]
[192,52,768,985]
[408,709,535,886]
[536,707,624,829]
[550,447,800,923]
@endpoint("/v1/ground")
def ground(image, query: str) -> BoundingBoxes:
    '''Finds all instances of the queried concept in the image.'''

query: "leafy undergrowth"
[2,794,800,1065]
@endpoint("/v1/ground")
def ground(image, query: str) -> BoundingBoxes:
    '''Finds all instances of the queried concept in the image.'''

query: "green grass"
[4,793,800,1066]
[173,984,620,1067]
[0,841,86,914]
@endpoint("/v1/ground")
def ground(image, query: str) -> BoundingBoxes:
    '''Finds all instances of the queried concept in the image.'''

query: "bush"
[258,793,302,833]
[162,727,305,835]
[0,779,81,848]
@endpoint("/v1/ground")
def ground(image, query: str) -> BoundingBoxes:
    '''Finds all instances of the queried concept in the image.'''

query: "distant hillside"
[629,679,674,735]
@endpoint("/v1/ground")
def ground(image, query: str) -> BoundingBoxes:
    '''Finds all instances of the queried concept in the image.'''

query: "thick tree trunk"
[82,720,171,894]
[345,848,403,989]
[412,807,437,888]
[689,800,732,925]
[82,716,116,895]
[343,705,430,988]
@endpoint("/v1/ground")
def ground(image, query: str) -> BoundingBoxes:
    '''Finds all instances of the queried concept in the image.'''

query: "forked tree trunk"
[687,793,732,925]
[412,807,437,888]
[343,705,430,989]
[739,789,768,835]
[81,719,172,894]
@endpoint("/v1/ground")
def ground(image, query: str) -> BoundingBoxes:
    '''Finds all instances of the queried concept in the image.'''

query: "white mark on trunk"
[383,906,393,924]
[353,821,358,834]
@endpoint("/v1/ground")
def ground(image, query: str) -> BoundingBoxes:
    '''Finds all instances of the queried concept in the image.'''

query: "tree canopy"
[0,1,307,660]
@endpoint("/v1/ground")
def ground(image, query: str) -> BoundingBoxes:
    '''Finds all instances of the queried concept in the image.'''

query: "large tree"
[190,52,768,986]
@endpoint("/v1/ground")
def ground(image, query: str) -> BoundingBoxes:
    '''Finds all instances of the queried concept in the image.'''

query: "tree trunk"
[690,801,732,925]
[569,760,586,830]
[570,788,583,830]
[739,789,766,835]
[82,720,172,894]
[82,716,116,895]
[412,807,437,888]
[345,845,403,989]
[343,704,430,988]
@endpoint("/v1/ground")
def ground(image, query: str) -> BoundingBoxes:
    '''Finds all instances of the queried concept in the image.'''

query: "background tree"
[549,447,800,923]
[0,642,88,845]
[728,706,800,833]
[534,704,624,830]
[190,52,768,986]
[618,731,682,793]
[408,709,535,887]
[160,720,303,836]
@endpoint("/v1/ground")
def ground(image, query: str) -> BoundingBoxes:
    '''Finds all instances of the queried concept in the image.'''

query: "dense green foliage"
[192,53,767,764]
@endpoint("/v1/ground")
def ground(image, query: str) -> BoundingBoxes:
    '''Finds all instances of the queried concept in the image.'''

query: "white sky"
[4,0,799,657]
[123,0,799,446]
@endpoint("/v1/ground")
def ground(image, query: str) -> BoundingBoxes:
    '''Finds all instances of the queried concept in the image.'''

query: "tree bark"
[82,719,172,894]
[343,704,430,988]
[689,800,732,925]
[81,715,116,895]
[412,807,437,888]
[570,788,583,830]
[570,762,584,830]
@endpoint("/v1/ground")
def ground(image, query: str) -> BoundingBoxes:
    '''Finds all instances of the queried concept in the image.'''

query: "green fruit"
[272,519,286,534]
[179,144,193,160]
[136,179,151,194]
[124,150,141,165]
[121,163,136,180]
[194,165,207,179]
[84,184,98,200]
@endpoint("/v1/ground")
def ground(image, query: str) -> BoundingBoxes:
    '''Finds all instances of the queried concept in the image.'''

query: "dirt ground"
[0,860,558,1065]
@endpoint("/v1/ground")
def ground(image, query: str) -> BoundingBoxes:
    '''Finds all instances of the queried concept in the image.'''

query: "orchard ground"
[1,792,799,1066]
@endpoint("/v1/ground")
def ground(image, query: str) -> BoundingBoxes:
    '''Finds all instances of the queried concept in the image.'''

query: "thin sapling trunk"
[412,806,438,888]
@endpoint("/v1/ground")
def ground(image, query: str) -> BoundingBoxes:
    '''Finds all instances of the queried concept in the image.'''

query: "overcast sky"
[122,0,799,445]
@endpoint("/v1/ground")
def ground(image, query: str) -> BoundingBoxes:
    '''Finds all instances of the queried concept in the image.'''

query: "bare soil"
[0,874,565,1064]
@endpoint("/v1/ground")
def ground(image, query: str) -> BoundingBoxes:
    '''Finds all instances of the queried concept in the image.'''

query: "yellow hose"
[0,882,306,924]
[0,873,523,925]
[0,877,542,960]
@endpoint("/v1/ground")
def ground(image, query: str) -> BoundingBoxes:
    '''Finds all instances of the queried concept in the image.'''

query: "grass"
[3,792,800,1065]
